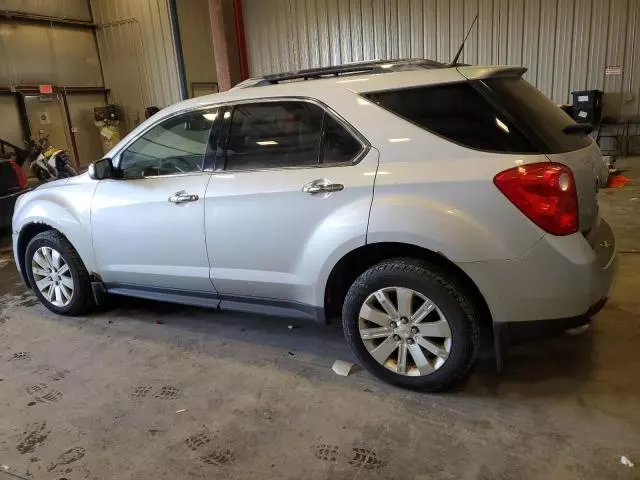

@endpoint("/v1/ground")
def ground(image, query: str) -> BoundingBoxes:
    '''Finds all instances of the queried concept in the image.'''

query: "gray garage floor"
[1,162,640,480]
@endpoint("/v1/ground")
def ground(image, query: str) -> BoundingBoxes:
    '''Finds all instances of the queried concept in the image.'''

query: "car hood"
[35,178,70,190]
[34,172,92,190]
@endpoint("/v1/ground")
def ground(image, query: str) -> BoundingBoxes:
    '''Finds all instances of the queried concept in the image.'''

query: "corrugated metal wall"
[0,0,106,165]
[0,22,103,87]
[90,0,182,131]
[243,0,640,116]
[0,0,101,87]
[0,0,91,20]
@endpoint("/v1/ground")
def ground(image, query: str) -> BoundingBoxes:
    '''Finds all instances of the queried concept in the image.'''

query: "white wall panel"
[0,21,102,87]
[91,0,181,131]
[0,0,92,21]
[244,0,640,115]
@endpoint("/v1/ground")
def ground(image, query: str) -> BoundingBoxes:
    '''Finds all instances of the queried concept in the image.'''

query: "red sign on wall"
[39,84,53,94]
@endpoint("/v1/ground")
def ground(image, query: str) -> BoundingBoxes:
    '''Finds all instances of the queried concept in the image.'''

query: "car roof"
[106,60,526,159]
[162,61,525,115]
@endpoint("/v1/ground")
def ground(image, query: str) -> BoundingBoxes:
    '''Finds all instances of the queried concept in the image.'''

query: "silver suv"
[11,60,616,391]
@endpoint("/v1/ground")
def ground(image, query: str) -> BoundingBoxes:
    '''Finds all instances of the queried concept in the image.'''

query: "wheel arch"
[16,222,56,288]
[323,242,493,331]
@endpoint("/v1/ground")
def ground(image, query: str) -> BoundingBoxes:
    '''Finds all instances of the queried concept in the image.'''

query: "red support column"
[232,0,249,80]
[208,0,248,90]
[208,0,231,91]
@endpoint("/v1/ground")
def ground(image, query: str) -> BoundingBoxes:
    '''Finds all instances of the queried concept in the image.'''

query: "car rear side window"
[321,114,363,165]
[119,109,218,179]
[225,102,322,171]
[481,77,592,153]
[364,83,538,154]
[223,101,362,171]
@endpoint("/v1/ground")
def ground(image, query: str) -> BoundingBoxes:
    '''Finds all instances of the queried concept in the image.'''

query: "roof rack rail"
[235,58,446,89]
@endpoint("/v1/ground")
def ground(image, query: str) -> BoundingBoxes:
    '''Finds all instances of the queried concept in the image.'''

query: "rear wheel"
[25,231,94,316]
[342,259,479,392]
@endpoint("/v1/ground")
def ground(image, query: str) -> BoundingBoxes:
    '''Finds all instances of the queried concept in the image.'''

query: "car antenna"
[449,14,479,66]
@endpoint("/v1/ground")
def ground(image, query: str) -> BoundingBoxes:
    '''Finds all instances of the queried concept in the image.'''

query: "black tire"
[342,258,479,392]
[25,230,95,316]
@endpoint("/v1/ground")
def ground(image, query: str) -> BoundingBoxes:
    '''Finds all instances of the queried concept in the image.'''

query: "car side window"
[321,114,363,165]
[225,101,323,171]
[223,101,363,171]
[119,109,218,179]
[365,84,538,154]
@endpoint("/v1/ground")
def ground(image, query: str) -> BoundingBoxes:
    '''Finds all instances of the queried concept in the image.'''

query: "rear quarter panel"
[360,103,547,262]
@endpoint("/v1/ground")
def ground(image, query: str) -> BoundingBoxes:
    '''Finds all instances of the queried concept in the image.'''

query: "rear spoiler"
[456,66,527,81]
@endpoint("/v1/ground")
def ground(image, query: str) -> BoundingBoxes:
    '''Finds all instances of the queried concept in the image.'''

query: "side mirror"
[88,158,113,180]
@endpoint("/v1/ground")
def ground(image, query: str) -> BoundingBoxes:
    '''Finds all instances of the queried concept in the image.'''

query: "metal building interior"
[0,1,639,479]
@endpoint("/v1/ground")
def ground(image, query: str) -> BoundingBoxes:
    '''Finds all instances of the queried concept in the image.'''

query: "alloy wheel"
[31,246,74,307]
[358,287,452,376]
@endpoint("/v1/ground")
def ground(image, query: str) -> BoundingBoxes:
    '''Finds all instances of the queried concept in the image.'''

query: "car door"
[203,99,378,313]
[91,107,220,293]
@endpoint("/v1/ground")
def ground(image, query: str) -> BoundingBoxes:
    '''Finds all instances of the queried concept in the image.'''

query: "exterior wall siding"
[0,0,92,21]
[0,21,102,87]
[243,0,640,116]
[90,0,182,131]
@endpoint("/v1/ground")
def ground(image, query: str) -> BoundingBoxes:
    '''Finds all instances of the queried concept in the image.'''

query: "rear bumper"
[495,297,607,345]
[459,217,617,327]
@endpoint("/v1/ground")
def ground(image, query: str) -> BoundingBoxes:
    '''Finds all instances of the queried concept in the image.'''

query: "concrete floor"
[1,163,640,480]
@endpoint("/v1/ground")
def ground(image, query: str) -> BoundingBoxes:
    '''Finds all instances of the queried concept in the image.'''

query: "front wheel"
[342,259,479,392]
[25,230,95,316]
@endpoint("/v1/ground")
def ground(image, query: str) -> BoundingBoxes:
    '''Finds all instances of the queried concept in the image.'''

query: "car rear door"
[203,99,377,313]
[91,107,220,293]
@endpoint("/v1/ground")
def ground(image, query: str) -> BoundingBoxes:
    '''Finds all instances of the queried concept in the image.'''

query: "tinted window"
[365,83,537,153]
[321,114,363,164]
[482,77,592,153]
[119,109,217,178]
[225,102,322,171]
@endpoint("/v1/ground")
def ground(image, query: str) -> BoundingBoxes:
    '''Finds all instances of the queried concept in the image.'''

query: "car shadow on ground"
[0,254,612,400]
[80,293,601,397]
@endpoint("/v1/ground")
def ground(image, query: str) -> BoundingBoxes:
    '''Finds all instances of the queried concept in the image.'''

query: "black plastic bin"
[571,90,603,124]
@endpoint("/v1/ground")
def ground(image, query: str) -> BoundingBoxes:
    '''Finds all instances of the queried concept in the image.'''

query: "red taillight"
[9,160,28,190]
[493,162,578,236]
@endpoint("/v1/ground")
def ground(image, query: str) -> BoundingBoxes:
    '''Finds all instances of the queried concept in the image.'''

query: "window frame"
[111,106,222,180]
[214,97,369,173]
[363,79,545,156]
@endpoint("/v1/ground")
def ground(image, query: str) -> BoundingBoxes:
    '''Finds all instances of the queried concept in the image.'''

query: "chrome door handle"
[168,190,199,203]
[302,181,344,194]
